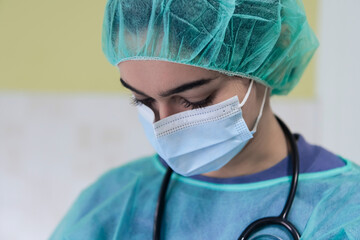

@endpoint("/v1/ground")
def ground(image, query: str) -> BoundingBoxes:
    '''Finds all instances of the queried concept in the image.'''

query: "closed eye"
[131,93,215,110]
[179,94,215,109]
[131,96,154,107]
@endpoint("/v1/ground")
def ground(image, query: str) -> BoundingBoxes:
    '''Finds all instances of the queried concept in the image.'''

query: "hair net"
[102,0,319,95]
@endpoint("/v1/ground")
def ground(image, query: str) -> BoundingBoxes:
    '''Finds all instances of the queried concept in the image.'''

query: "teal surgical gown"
[50,142,360,239]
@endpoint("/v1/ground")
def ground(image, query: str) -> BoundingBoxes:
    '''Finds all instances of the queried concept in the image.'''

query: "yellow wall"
[0,0,318,96]
[0,0,120,93]
[289,0,318,98]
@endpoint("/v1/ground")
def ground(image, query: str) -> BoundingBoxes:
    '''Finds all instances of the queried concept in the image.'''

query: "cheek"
[213,82,258,128]
[240,99,255,128]
[211,83,247,104]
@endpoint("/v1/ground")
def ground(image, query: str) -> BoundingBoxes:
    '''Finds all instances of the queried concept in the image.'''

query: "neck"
[202,106,288,178]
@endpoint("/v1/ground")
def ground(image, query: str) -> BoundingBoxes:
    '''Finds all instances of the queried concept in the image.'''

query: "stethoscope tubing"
[277,116,299,220]
[238,117,300,239]
[154,116,300,240]
[153,165,173,240]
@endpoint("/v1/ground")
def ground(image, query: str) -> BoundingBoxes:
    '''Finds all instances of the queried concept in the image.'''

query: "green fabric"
[153,157,353,191]
[102,0,319,95]
[50,155,360,239]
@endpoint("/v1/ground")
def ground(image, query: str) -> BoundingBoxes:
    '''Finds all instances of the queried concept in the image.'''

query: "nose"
[154,103,182,122]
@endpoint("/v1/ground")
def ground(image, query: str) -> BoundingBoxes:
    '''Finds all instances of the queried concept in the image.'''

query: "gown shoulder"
[49,154,161,240]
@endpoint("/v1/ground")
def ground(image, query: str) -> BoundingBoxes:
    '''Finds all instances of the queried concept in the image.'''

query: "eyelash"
[180,94,214,109]
[131,94,214,110]
[131,97,154,107]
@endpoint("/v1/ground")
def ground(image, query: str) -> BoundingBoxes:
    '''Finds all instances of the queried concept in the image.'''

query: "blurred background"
[0,0,359,239]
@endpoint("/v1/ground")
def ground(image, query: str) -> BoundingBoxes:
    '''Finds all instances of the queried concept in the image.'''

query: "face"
[118,60,265,127]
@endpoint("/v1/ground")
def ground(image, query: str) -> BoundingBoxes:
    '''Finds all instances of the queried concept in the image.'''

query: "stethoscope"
[153,116,300,240]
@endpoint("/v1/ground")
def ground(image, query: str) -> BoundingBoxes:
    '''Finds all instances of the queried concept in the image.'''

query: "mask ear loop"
[251,86,268,132]
[239,79,254,107]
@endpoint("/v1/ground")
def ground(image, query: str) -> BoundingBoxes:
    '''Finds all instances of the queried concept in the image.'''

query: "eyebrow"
[120,78,150,97]
[120,77,216,98]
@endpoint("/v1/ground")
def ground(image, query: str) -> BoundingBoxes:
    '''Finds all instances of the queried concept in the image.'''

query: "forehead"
[118,60,220,90]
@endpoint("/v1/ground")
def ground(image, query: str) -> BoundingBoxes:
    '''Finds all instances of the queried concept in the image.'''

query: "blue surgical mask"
[137,80,267,176]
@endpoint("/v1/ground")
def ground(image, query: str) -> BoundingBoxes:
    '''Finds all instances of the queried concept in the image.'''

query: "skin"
[118,60,288,178]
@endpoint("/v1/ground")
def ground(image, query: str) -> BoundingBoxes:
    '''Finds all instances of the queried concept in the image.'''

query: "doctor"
[50,0,360,239]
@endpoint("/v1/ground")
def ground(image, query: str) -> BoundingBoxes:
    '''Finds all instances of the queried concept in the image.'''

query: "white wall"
[1,0,360,239]
[316,0,360,162]
[0,92,154,240]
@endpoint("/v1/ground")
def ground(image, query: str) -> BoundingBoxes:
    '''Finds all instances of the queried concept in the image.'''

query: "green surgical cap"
[102,0,319,95]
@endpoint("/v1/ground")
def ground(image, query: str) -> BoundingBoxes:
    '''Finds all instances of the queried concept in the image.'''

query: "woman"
[50,0,360,239]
